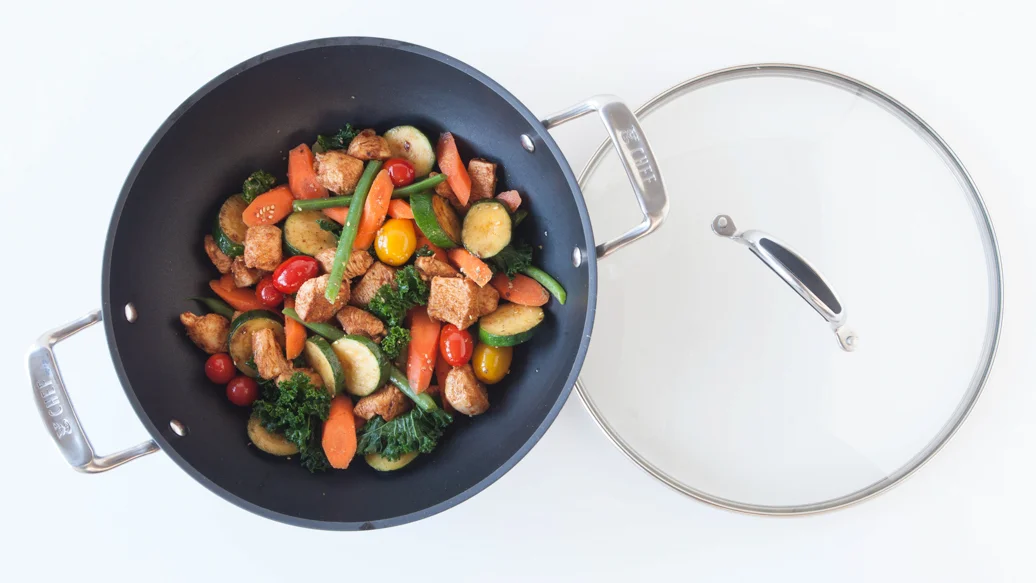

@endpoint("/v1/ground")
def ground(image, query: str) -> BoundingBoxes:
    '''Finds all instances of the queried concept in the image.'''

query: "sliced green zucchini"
[462,199,512,258]
[366,451,418,471]
[248,416,299,456]
[228,310,285,377]
[331,335,389,397]
[303,336,345,396]
[384,126,435,177]
[411,193,461,248]
[283,210,338,256]
[213,194,249,257]
[478,304,544,347]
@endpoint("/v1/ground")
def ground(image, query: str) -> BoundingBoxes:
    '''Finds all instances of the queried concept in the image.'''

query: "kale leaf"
[356,407,453,461]
[251,371,332,472]
[414,246,435,258]
[367,265,430,327]
[241,170,276,203]
[315,124,359,153]
[489,242,533,279]
[379,326,411,360]
[317,218,342,236]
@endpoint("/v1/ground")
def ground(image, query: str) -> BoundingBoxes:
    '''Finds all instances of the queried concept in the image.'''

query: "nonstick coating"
[100,38,596,529]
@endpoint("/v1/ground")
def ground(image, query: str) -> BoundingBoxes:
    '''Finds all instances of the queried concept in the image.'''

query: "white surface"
[1,0,1033,580]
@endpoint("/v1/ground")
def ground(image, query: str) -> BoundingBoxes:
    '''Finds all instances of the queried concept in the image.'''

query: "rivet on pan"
[572,247,584,267]
[520,134,535,152]
[169,419,188,437]
[124,303,138,323]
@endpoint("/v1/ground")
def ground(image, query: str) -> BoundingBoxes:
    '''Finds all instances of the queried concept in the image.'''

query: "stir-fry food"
[180,124,565,472]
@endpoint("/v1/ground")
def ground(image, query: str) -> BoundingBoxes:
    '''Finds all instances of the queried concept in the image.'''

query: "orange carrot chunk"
[490,273,549,306]
[415,233,448,263]
[321,207,349,225]
[283,297,306,360]
[436,133,471,206]
[447,248,492,287]
[209,280,265,312]
[387,199,414,219]
[352,169,393,250]
[407,306,440,393]
[242,185,295,227]
[288,143,328,200]
[322,396,357,469]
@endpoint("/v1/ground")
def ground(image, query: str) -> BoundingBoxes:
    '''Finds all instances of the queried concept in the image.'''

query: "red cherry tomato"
[204,353,235,384]
[385,158,416,187]
[272,256,320,294]
[226,376,259,406]
[439,324,474,366]
[255,276,284,309]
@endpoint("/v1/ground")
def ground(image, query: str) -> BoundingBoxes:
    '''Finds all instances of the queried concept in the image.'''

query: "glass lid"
[576,64,1002,514]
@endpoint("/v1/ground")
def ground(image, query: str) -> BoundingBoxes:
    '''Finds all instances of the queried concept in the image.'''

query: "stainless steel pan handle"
[28,310,159,472]
[543,95,669,259]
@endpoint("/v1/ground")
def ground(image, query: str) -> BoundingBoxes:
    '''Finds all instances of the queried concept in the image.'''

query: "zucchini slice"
[248,416,299,456]
[283,210,338,256]
[331,335,389,397]
[213,194,249,257]
[384,126,435,177]
[366,451,418,471]
[228,310,285,377]
[478,304,544,347]
[303,336,345,396]
[411,193,461,248]
[462,199,512,258]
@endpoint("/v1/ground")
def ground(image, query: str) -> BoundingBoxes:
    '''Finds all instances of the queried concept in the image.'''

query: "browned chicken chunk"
[179,312,229,354]
[346,129,391,161]
[350,262,397,307]
[231,256,264,287]
[204,235,232,274]
[467,158,497,201]
[295,274,349,322]
[445,365,489,416]
[315,248,373,281]
[276,368,324,390]
[415,256,460,281]
[353,385,411,422]
[335,306,387,341]
[427,276,498,330]
[314,150,364,194]
[252,328,290,380]
[244,225,282,271]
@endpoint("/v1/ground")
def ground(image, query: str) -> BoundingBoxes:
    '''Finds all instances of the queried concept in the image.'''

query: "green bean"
[522,266,567,305]
[325,160,382,302]
[282,308,345,342]
[390,173,447,197]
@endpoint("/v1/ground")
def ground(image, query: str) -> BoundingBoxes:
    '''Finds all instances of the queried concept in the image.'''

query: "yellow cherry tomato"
[374,218,417,266]
[472,343,513,384]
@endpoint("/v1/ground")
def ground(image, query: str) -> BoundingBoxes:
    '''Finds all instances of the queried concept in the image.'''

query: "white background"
[2,0,1034,581]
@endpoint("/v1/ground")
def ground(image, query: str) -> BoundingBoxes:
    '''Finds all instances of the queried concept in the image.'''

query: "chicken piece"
[244,225,283,271]
[431,171,467,212]
[496,190,522,213]
[467,158,497,202]
[415,256,460,281]
[350,262,397,307]
[426,276,497,330]
[444,365,489,416]
[315,248,373,281]
[252,328,290,380]
[276,367,324,390]
[353,385,411,422]
[230,256,264,287]
[179,312,229,354]
[295,274,349,322]
[204,235,232,274]
[335,306,387,341]
[346,129,391,161]
[314,150,364,194]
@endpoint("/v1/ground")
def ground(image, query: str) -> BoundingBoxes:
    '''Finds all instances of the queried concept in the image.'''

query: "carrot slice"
[387,199,414,219]
[415,233,448,263]
[209,280,265,312]
[496,190,522,212]
[407,306,441,393]
[242,185,294,227]
[218,273,236,291]
[447,248,492,287]
[283,297,305,360]
[288,143,328,200]
[435,133,471,206]
[490,273,549,306]
[321,207,349,225]
[352,169,393,250]
[322,395,357,469]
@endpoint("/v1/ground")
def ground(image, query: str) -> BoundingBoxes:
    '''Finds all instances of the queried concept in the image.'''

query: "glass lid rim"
[574,63,1004,516]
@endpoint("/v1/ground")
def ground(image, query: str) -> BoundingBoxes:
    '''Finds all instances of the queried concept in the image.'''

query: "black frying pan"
[29,37,667,530]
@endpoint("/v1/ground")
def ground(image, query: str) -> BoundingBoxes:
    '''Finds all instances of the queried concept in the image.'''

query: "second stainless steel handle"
[28,310,159,473]
[543,95,669,260]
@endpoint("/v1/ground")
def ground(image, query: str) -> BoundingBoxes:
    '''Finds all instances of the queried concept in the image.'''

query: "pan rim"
[100,36,598,530]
